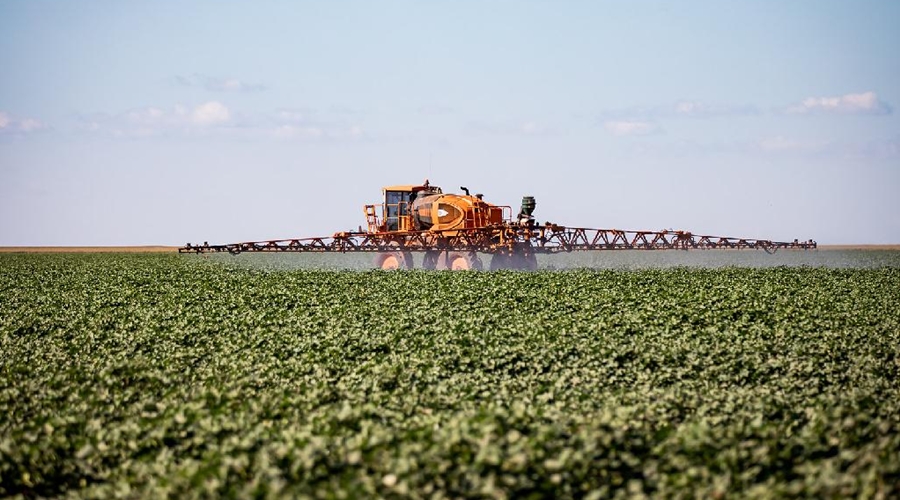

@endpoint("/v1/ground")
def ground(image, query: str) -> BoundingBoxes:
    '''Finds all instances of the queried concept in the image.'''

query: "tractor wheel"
[374,251,413,270]
[489,253,510,270]
[511,251,538,270]
[422,251,441,270]
[440,251,483,271]
[490,250,537,270]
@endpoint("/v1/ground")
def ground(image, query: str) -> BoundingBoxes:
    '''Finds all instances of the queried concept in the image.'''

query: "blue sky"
[1,0,898,245]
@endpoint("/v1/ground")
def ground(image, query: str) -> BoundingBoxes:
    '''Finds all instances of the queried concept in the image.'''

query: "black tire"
[489,253,510,270]
[490,250,537,270]
[422,251,441,270]
[511,251,538,270]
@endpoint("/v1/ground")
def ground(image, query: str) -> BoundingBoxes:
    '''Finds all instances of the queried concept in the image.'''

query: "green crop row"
[1,253,898,498]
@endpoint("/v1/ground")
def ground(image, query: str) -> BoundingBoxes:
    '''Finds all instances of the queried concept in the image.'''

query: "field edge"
[0,246,179,253]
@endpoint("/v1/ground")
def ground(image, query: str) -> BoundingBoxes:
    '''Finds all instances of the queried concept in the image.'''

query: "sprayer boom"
[180,181,815,269]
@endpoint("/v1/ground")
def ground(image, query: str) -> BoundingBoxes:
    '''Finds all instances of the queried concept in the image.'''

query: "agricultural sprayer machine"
[180,181,816,269]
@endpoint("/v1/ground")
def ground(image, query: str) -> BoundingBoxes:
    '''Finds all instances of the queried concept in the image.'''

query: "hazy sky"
[1,1,898,245]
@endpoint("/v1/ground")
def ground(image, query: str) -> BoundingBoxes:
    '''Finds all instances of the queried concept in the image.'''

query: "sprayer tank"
[411,193,503,231]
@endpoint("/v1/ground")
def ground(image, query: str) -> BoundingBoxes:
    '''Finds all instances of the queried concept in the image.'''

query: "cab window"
[384,190,410,231]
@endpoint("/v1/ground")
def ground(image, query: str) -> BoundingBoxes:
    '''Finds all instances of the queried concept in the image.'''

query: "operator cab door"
[384,190,411,232]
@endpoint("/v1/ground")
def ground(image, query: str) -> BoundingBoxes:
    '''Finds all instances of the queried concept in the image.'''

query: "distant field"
[817,244,900,250]
[0,246,178,253]
[1,253,898,498]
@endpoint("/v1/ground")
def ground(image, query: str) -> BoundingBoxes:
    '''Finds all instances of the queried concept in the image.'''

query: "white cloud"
[328,105,366,116]
[604,120,660,137]
[78,103,367,141]
[275,108,316,123]
[180,101,232,126]
[191,101,231,125]
[786,91,891,115]
[674,101,700,115]
[758,136,827,153]
[417,105,454,116]
[269,108,365,141]
[125,107,165,124]
[273,125,324,140]
[18,119,45,132]
[271,123,364,141]
[672,100,757,117]
[175,74,266,92]
[465,119,559,137]
[519,121,543,135]
[600,101,758,120]
[81,102,233,138]
[0,111,47,135]
[218,79,243,91]
[757,135,898,159]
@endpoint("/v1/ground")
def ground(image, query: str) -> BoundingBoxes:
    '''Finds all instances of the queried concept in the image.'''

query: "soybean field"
[1,253,898,498]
